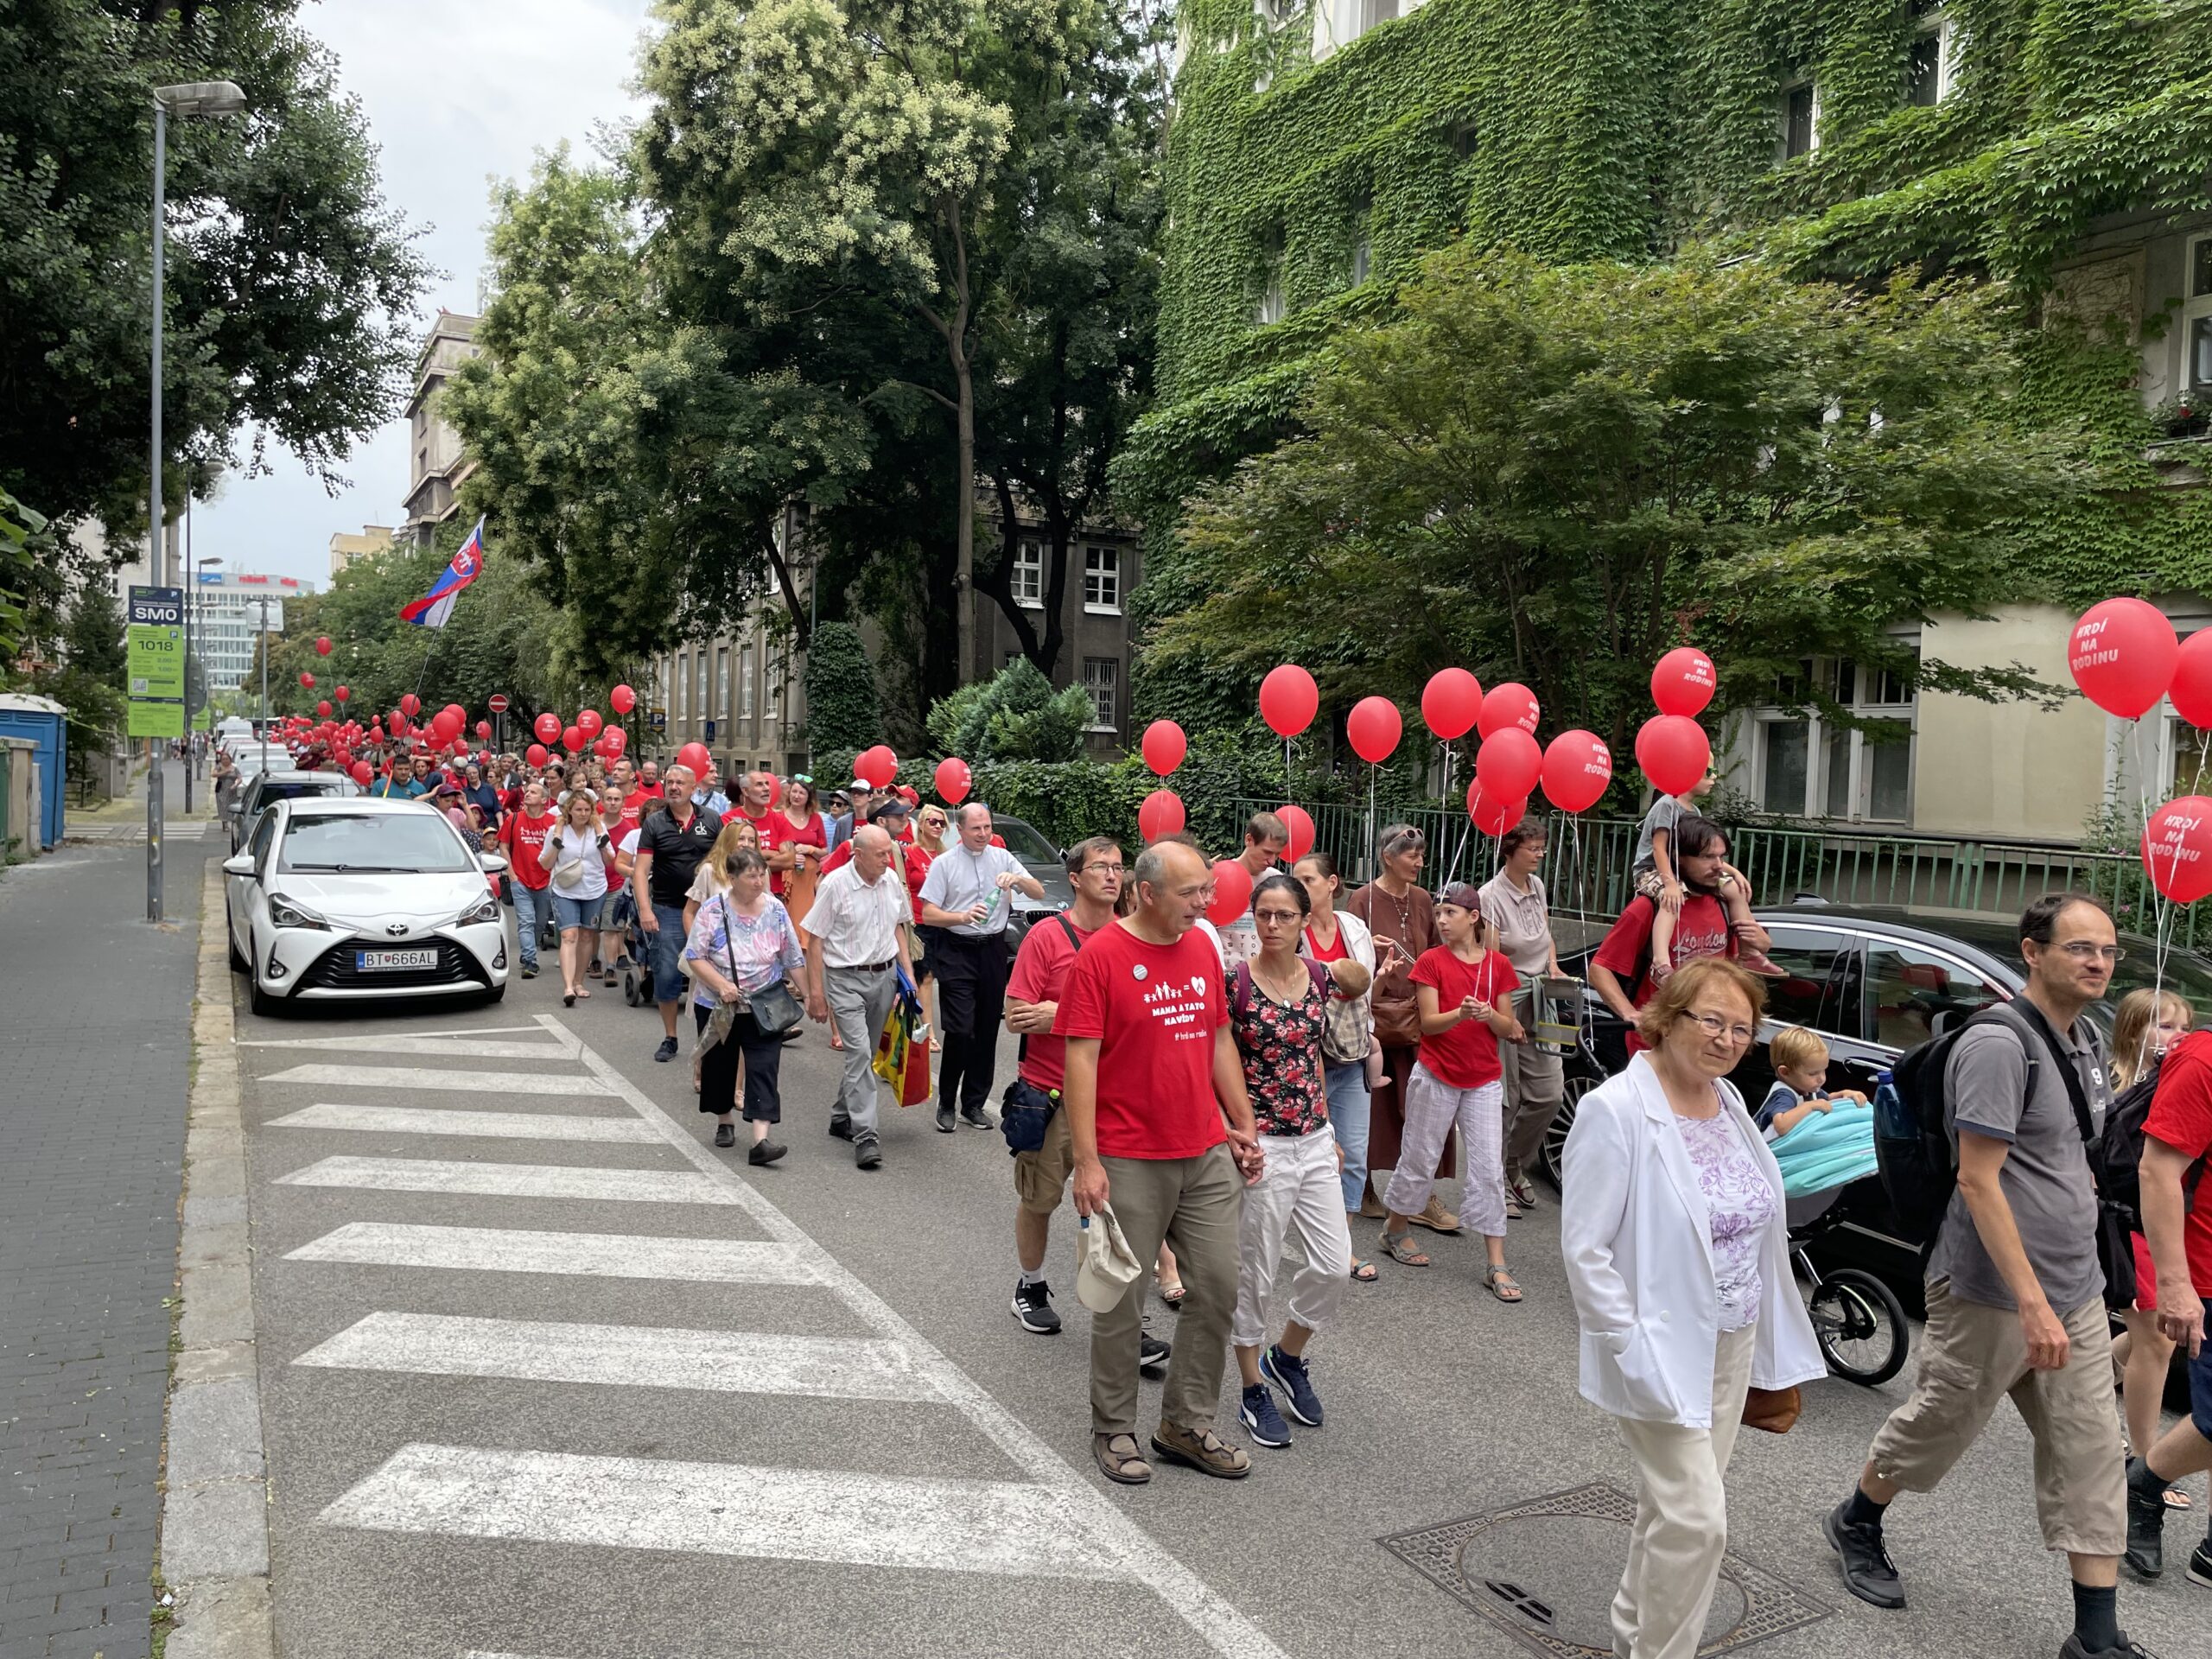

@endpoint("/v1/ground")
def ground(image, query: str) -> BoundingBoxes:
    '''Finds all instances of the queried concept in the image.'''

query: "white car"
[223,797,510,1014]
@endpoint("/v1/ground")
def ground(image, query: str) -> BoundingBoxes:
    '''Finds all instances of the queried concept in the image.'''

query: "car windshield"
[992,818,1058,864]
[257,780,348,804]
[277,812,474,874]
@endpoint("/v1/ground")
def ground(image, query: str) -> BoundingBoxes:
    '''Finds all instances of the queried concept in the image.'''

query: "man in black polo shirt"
[632,763,723,1062]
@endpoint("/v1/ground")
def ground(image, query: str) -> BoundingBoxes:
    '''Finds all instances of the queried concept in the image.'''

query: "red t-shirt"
[500,810,556,892]
[2145,1029,2212,1294]
[903,844,936,924]
[1408,947,1520,1088]
[1592,893,1738,1053]
[1304,926,1348,965]
[736,806,774,841]
[766,810,826,897]
[1058,922,1230,1160]
[1007,913,1100,1092]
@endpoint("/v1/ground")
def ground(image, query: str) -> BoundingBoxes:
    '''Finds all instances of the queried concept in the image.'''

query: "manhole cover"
[1379,1482,1830,1659]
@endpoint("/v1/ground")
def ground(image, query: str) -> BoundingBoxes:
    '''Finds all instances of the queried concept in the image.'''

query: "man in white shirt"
[801,824,916,1170]
[918,802,1046,1134]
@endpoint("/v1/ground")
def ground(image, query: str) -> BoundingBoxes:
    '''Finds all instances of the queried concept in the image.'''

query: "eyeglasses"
[1083,861,1124,875]
[1683,1011,1757,1047]
[2055,942,2126,963]
[1253,907,1304,925]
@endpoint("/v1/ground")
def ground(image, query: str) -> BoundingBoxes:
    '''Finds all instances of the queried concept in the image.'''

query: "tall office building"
[191,570,316,691]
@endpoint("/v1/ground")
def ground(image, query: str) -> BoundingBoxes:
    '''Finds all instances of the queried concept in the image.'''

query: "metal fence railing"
[1231,800,2197,948]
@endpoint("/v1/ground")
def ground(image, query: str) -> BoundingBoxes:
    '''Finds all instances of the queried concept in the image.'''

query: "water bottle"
[982,882,1003,923]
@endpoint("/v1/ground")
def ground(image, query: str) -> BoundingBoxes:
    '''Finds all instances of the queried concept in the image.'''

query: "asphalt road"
[223,937,2208,1659]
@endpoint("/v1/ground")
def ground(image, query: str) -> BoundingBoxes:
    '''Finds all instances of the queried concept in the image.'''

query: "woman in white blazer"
[1560,957,1825,1659]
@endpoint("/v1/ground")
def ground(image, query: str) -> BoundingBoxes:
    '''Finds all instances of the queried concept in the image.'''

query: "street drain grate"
[1379,1481,1831,1658]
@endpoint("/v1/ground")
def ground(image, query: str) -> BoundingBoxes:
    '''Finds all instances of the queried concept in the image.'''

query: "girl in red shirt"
[1378,882,1526,1302]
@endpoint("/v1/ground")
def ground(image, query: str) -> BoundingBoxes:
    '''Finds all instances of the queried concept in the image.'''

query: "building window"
[2182,234,2212,395]
[1780,81,1820,160]
[1754,654,1916,823]
[1351,195,1372,286]
[1908,3,1955,107]
[1084,544,1121,613]
[1255,258,1286,327]
[766,666,782,723]
[1012,539,1045,607]
[1363,0,1399,28]
[1083,658,1120,732]
[738,641,756,719]
[676,652,690,721]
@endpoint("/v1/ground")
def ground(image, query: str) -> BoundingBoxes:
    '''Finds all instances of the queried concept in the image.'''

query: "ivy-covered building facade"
[1128,0,2212,843]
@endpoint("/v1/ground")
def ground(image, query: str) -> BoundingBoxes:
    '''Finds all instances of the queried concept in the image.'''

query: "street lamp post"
[147,79,245,925]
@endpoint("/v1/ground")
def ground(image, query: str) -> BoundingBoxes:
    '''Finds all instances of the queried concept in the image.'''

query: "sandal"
[1508,1174,1538,1210]
[1349,1256,1378,1283]
[1483,1266,1523,1303]
[2164,1486,2195,1511]
[1092,1431,1152,1486]
[1380,1231,1430,1268]
[1157,1278,1187,1311]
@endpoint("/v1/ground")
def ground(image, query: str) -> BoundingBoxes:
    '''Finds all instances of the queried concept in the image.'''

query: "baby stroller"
[1775,1105,1911,1387]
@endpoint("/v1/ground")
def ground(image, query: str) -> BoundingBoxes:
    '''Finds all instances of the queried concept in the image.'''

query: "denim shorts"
[649,901,689,1003]
[2192,1313,2212,1440]
[550,893,601,932]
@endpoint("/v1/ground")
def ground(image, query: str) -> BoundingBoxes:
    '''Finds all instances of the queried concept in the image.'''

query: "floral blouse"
[1671,1109,1777,1332]
[1230,962,1330,1139]
[680,892,805,1013]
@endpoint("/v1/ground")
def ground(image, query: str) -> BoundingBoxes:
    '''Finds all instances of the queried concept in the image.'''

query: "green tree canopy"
[925,655,1092,762]
[1150,247,2100,754]
[2,0,432,542]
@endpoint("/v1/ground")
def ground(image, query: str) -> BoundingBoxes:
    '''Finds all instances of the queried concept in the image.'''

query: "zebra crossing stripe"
[274,1155,741,1206]
[283,1224,815,1285]
[266,1104,659,1143]
[293,1313,941,1403]
[261,1063,613,1095]
[321,1444,1129,1580]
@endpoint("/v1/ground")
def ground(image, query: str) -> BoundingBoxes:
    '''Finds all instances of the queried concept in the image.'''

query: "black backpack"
[2099,1052,2209,1233]
[1873,1007,2018,1247]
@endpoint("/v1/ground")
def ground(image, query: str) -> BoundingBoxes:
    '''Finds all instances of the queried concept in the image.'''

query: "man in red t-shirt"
[1588,815,1766,1053]
[1002,836,1125,1337]
[497,781,556,979]
[1063,838,1262,1486]
[2125,1028,2212,1580]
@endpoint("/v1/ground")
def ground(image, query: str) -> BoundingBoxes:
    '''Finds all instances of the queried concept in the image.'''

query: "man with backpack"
[2122,1020,2212,1588]
[1828,893,2156,1659]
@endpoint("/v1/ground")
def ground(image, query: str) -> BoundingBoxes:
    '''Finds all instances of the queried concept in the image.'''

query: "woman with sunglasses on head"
[1560,957,1821,1659]
[1349,823,1459,1236]
[1377,883,1524,1298]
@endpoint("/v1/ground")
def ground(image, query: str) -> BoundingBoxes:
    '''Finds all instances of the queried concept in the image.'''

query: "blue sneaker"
[1261,1344,1323,1427]
[1238,1382,1292,1448]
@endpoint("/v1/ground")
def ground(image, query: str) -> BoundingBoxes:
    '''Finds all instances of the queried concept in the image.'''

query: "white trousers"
[1382,1065,1507,1236]
[1231,1125,1352,1349]
[1611,1324,1757,1659]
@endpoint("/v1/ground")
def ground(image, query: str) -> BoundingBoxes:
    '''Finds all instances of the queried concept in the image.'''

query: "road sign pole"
[147,100,166,925]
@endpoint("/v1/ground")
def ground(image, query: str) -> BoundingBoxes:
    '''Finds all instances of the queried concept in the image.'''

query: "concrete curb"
[156,862,275,1658]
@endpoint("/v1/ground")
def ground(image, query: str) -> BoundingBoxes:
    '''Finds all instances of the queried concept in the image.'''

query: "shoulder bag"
[740,904,804,1036]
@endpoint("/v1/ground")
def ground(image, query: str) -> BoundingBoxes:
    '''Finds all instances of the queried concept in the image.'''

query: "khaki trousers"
[1611,1325,1757,1659]
[1090,1143,1242,1437]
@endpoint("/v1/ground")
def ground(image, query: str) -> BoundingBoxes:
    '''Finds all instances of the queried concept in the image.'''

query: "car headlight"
[267,893,331,931]
[455,891,501,927]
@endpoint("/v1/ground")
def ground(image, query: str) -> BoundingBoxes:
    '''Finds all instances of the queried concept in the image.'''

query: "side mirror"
[478,854,509,875]
[222,854,255,878]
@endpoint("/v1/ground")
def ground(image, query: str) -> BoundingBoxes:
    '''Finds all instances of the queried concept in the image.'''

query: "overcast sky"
[190,0,655,585]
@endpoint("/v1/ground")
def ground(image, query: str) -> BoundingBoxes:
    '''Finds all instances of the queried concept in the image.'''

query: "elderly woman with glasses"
[1560,956,1822,1659]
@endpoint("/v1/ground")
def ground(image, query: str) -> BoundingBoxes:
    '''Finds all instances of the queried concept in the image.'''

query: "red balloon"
[1206,858,1254,926]
[610,683,637,715]
[1651,646,1718,718]
[1635,715,1712,798]
[535,711,562,744]
[299,671,315,690]
[1259,664,1319,739]
[475,720,492,739]
[1466,781,1528,838]
[934,756,972,805]
[400,693,422,716]
[601,725,626,756]
[1477,682,1539,738]
[2071,597,2179,720]
[677,741,714,776]
[315,700,332,718]
[431,711,462,744]
[334,684,349,702]
[2172,630,2212,729]
[855,745,898,789]
[315,636,332,656]
[350,760,372,785]
[1541,729,1613,813]
[558,725,581,754]
[1346,696,1402,765]
[1421,668,1484,741]
[1138,788,1186,841]
[1141,719,1186,777]
[525,743,550,766]
[576,709,603,740]
[1476,727,1541,802]
[2144,796,2212,901]
[1275,804,1315,862]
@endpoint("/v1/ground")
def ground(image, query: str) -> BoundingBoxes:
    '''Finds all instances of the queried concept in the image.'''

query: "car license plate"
[355,948,437,972]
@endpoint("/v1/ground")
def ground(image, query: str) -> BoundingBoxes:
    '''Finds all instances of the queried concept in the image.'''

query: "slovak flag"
[399,518,486,628]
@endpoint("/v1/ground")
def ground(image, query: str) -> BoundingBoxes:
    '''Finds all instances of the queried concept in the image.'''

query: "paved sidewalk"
[0,766,213,1659]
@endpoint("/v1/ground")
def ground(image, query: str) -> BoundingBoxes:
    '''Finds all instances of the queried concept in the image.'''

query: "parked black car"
[985,813,1075,947]
[1541,900,2212,1306]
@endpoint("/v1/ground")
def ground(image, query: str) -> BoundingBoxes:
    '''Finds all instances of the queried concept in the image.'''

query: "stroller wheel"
[1808,1268,1909,1387]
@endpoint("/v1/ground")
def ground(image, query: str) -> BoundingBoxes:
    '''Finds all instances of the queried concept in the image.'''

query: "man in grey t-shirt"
[1827,895,2145,1659]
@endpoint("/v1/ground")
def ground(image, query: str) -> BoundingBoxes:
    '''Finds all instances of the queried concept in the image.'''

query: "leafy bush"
[925,658,1093,764]
[804,622,879,755]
